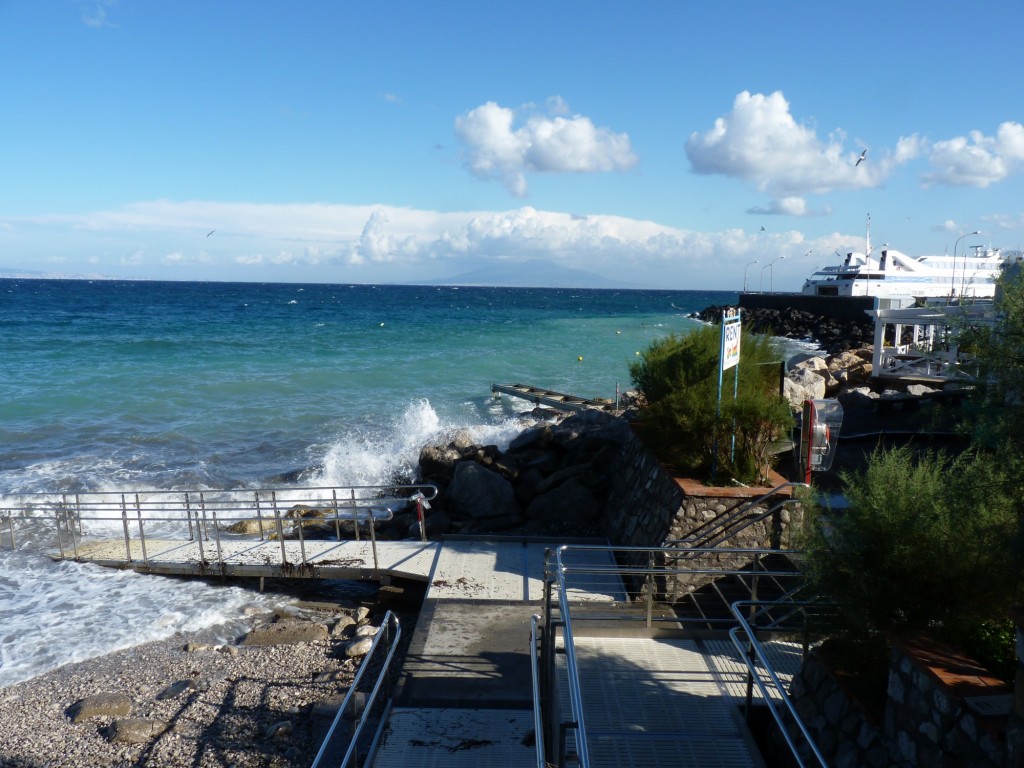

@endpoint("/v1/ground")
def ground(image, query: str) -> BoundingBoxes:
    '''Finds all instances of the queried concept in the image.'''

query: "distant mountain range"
[426,259,638,289]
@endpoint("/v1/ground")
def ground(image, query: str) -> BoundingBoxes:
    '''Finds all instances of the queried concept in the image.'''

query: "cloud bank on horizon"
[2,2,1022,290]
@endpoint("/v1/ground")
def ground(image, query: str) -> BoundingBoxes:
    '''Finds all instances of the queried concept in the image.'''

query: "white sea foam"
[314,398,529,489]
[0,548,281,688]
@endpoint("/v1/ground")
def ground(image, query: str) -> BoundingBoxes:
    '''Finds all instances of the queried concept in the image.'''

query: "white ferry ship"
[801,223,1009,301]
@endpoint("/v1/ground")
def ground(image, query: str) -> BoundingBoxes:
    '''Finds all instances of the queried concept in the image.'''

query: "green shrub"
[801,444,1022,637]
[629,323,792,484]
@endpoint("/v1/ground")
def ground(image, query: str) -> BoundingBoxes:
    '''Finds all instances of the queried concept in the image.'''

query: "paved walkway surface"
[369,538,802,768]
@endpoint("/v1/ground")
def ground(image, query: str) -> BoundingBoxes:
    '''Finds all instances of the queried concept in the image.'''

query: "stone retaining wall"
[790,636,1009,768]
[600,425,798,599]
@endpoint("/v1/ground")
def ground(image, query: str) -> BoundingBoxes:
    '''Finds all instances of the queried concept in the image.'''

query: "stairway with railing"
[304,540,834,767]
[534,543,833,768]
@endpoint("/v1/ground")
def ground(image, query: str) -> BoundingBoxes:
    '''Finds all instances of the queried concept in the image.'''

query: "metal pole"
[331,490,341,541]
[730,309,741,463]
[194,508,207,564]
[54,509,64,559]
[296,507,307,566]
[254,491,265,542]
[350,490,359,541]
[212,511,223,566]
[645,551,654,629]
[369,509,380,572]
[743,259,758,292]
[199,492,209,541]
[272,491,287,564]
[185,493,195,541]
[416,495,426,542]
[120,495,132,563]
[135,494,148,565]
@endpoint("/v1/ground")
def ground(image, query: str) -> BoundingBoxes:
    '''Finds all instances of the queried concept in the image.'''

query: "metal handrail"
[556,557,591,768]
[549,544,810,768]
[311,610,402,768]
[529,613,547,768]
[729,600,829,768]
[671,481,809,550]
[0,486,439,566]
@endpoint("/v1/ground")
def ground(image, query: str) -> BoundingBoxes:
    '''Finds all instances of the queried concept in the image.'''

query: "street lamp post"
[953,230,980,299]
[761,255,785,293]
[743,260,759,292]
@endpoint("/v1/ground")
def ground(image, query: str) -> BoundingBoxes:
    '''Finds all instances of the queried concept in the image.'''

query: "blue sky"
[2,1,1022,290]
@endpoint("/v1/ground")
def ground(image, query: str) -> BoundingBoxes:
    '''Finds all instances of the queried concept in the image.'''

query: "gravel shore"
[0,600,404,768]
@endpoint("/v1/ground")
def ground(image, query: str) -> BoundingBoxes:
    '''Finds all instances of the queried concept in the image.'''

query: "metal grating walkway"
[553,634,809,768]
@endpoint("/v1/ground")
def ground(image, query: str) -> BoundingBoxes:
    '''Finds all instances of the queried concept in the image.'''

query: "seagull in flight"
[207,230,216,237]
[854,149,867,167]
[760,226,766,232]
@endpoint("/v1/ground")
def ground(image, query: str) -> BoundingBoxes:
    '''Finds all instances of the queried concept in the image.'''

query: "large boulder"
[783,366,827,410]
[445,461,519,520]
[418,443,462,481]
[524,478,599,529]
[70,692,132,723]
[106,718,170,744]
[828,349,873,386]
[242,619,329,646]
[508,425,554,453]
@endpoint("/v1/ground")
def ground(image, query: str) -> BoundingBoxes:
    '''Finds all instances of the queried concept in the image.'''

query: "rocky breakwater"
[415,408,632,538]
[220,408,633,543]
[694,304,873,354]
[783,344,952,415]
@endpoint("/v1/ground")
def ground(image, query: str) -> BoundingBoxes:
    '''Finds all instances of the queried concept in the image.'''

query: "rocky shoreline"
[692,303,874,354]
[0,597,402,768]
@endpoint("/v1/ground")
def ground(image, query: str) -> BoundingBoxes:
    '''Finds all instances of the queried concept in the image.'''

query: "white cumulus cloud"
[455,99,637,197]
[923,121,1024,187]
[686,91,913,215]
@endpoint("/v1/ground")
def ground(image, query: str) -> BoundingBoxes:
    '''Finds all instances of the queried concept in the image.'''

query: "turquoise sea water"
[0,280,733,492]
[0,278,735,686]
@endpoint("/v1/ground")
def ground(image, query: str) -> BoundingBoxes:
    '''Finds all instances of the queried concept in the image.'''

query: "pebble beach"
[0,599,404,768]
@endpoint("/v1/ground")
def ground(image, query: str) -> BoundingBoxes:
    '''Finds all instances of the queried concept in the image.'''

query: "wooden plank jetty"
[491,383,620,413]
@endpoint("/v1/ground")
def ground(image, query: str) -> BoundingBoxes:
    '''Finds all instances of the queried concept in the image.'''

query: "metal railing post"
[350,490,359,541]
[185,493,195,541]
[194,507,207,564]
[199,492,209,541]
[368,508,379,572]
[120,494,132,562]
[272,491,288,564]
[59,494,69,546]
[4,511,15,550]
[53,507,64,558]
[415,493,427,542]
[134,494,148,565]
[70,497,80,558]
[211,511,223,566]
[296,506,307,566]
[645,550,655,628]
[254,491,265,542]
[331,490,341,541]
